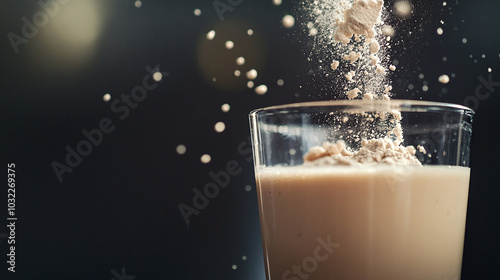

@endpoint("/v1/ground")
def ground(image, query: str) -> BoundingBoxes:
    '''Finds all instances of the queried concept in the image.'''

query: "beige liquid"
[256,166,470,280]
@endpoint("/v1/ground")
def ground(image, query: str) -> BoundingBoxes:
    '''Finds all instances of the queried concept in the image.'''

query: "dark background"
[1,0,499,279]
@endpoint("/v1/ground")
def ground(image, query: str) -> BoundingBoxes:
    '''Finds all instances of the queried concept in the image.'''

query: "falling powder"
[246,69,258,80]
[282,15,295,28]
[201,154,211,164]
[334,0,384,45]
[176,145,187,155]
[255,85,268,95]
[345,71,356,81]
[221,103,230,112]
[103,93,111,102]
[346,88,361,99]
[206,30,216,40]
[299,0,425,166]
[438,75,450,84]
[331,60,340,70]
[214,122,226,133]
[369,39,380,54]
[236,57,245,66]
[225,41,234,49]
[343,51,362,64]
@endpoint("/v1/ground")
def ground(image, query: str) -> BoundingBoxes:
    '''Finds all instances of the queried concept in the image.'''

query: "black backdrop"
[1,0,499,279]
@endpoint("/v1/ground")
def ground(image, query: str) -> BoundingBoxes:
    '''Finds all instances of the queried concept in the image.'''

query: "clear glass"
[249,100,474,280]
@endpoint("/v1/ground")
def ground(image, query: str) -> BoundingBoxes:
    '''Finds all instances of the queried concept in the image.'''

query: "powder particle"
[214,122,226,133]
[376,65,385,74]
[363,93,374,100]
[417,145,427,154]
[176,144,187,155]
[369,39,380,54]
[225,41,234,49]
[221,103,230,112]
[236,56,245,66]
[334,0,384,45]
[370,54,379,65]
[344,51,362,64]
[246,69,258,80]
[103,93,111,102]
[346,88,361,99]
[438,74,450,84]
[381,25,395,37]
[394,0,413,18]
[255,85,268,95]
[345,71,356,81]
[206,30,216,40]
[331,60,340,70]
[389,65,396,71]
[282,15,295,28]
[201,154,211,164]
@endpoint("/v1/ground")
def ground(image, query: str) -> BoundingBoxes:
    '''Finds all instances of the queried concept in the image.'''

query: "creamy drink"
[256,165,470,280]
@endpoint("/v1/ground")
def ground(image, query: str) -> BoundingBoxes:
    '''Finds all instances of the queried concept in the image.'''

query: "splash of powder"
[299,0,421,166]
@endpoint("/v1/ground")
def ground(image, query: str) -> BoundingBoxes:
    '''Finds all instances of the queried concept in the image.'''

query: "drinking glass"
[249,100,474,280]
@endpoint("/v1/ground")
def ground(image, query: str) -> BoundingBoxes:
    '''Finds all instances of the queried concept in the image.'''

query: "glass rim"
[250,99,475,116]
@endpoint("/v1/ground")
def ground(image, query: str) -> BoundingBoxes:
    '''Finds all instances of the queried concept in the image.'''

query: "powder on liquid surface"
[303,138,421,166]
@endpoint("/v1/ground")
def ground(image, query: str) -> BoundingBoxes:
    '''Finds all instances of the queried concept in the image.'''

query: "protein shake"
[250,1,474,279]
[250,101,473,280]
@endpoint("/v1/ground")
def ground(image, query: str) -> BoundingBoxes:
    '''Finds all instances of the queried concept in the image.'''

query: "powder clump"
[304,139,421,166]
[334,0,384,45]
